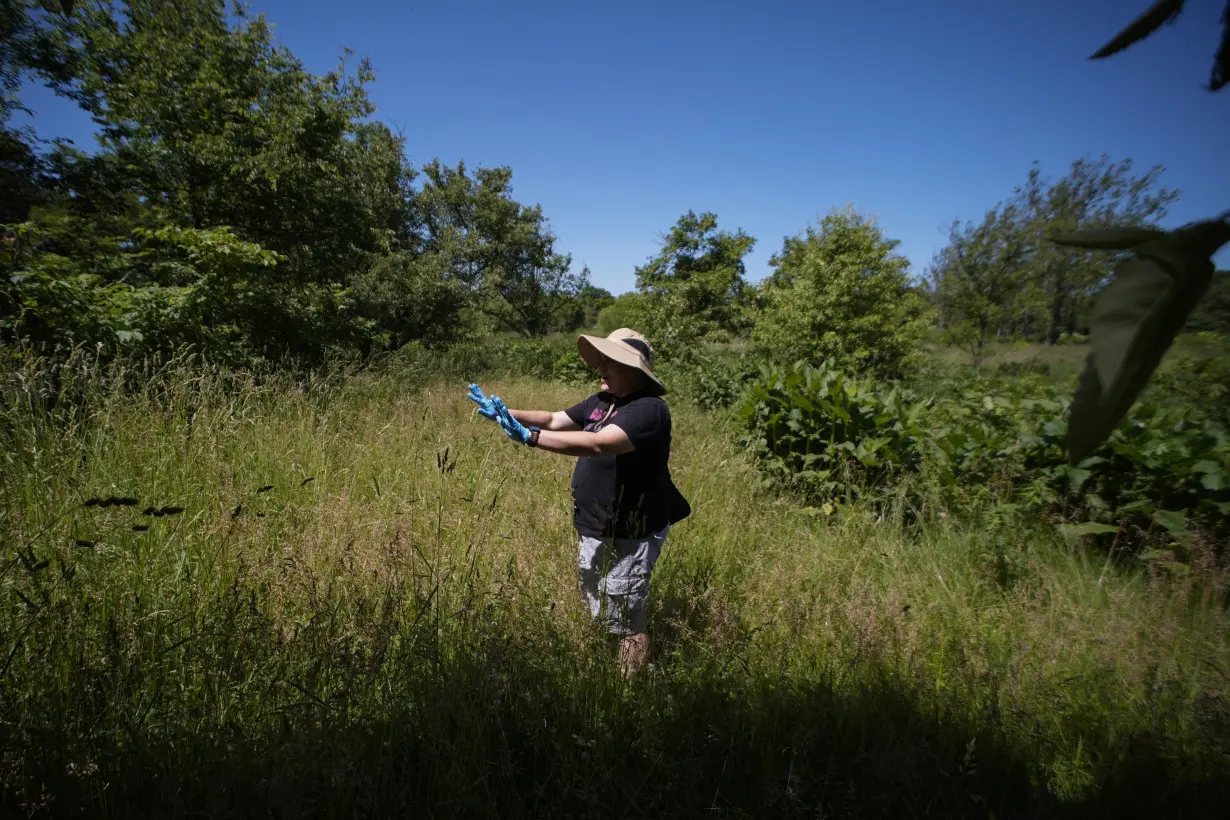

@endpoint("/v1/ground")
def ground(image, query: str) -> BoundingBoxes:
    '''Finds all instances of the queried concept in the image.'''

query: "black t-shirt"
[565,390,672,539]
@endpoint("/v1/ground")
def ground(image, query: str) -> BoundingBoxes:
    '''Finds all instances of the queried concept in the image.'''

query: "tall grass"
[2,348,1229,817]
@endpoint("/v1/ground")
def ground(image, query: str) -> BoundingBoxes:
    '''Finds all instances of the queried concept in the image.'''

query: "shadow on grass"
[4,545,1228,818]
[7,618,1229,819]
[7,656,1228,819]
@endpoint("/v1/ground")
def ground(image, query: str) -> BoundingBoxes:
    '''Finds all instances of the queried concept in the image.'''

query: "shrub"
[1148,354,1230,429]
[737,361,929,500]
[597,302,630,335]
[653,349,763,410]
[994,359,1051,378]
[750,208,928,379]
[551,345,593,385]
[739,360,1230,549]
[499,340,558,380]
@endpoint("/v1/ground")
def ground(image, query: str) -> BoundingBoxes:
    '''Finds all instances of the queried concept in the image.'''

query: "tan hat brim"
[577,334,666,394]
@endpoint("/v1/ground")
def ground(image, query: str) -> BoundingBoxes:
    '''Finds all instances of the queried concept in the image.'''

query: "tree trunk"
[1065,301,1079,336]
[973,317,989,367]
[1046,260,1068,345]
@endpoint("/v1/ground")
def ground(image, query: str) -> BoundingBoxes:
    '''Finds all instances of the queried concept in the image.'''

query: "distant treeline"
[3,2,1224,371]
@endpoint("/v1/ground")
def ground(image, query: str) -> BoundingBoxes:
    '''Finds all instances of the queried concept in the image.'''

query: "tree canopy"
[753,208,926,378]
[632,210,755,346]
[926,156,1178,364]
[1,0,585,361]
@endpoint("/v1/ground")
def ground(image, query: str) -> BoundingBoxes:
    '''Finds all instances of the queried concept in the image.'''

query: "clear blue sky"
[18,0,1230,295]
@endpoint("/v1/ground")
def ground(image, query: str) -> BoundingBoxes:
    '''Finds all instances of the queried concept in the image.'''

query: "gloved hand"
[491,396,533,445]
[466,383,499,422]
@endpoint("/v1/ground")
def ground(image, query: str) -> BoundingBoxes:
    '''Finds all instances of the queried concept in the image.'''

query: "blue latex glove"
[491,396,533,445]
[466,383,499,421]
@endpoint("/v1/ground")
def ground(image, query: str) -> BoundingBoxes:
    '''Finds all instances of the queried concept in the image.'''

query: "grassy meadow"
[2,348,1230,818]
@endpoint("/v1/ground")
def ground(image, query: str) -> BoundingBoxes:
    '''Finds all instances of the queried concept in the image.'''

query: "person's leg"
[577,533,605,620]
[619,632,650,677]
[602,526,669,677]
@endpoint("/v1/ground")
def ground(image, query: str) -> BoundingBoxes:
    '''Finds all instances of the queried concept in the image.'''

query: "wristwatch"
[528,426,541,447]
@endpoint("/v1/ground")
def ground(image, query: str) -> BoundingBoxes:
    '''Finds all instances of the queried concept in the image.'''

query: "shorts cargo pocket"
[578,527,668,636]
[600,571,648,598]
[599,571,651,635]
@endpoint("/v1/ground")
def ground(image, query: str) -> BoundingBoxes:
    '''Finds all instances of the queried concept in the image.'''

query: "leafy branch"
[1089,0,1228,91]
[1054,1,1228,462]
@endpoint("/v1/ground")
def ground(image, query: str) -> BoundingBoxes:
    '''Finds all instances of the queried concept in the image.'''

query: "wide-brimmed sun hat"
[576,328,666,394]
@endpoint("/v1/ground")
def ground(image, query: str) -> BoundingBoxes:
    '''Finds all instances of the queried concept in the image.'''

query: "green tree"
[550,279,612,332]
[573,281,614,329]
[5,0,416,360]
[1016,156,1177,344]
[51,1,406,274]
[597,291,646,335]
[349,249,471,351]
[1035,1,1229,461]
[752,207,926,378]
[1,1,75,224]
[634,210,755,343]
[411,159,582,338]
[479,200,581,337]
[928,203,1030,365]
[925,156,1178,359]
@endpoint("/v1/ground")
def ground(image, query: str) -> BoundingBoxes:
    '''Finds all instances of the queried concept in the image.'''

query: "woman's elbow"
[592,439,633,457]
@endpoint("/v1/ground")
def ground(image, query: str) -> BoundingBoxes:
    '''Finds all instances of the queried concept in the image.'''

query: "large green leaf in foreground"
[1054,216,1230,463]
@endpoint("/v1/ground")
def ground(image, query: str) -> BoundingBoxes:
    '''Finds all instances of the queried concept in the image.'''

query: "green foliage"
[923,151,1209,468]
[0,124,46,224]
[125,224,287,360]
[1149,352,1230,429]
[598,290,682,354]
[1030,4,1230,465]
[412,159,583,338]
[1052,217,1230,462]
[2,1,76,224]
[654,348,765,410]
[3,0,591,363]
[737,361,928,501]
[918,379,1230,544]
[3,247,131,345]
[930,203,1029,365]
[926,156,1178,352]
[596,298,633,335]
[54,0,404,282]
[576,281,613,327]
[752,207,926,378]
[0,0,415,362]
[739,359,1230,546]
[2,2,73,124]
[400,334,592,387]
[1184,270,1230,334]
[633,210,755,345]
[552,280,612,333]
[1022,157,1179,346]
[350,250,471,351]
[2,217,309,363]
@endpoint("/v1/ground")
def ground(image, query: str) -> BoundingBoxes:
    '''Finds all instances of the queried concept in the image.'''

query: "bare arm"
[534,424,635,458]
[509,409,580,431]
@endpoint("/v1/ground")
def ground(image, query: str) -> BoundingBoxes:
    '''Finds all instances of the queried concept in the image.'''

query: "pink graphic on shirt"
[585,404,617,432]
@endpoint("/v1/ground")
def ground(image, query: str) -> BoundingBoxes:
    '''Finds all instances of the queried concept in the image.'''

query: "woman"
[467,327,689,676]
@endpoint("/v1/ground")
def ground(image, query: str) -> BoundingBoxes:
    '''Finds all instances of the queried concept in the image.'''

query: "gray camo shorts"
[577,525,669,636]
